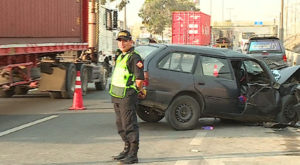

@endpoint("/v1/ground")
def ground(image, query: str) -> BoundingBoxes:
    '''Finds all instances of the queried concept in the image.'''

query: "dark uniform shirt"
[112,47,144,103]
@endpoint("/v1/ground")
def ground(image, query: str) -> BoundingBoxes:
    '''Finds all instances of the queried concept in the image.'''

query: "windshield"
[135,45,159,59]
[249,40,282,53]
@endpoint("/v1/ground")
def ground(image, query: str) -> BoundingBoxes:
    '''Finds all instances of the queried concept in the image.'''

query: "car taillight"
[143,71,149,87]
[283,54,287,62]
[262,52,269,55]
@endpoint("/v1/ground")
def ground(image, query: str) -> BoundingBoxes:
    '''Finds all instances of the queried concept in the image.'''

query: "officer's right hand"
[138,89,146,99]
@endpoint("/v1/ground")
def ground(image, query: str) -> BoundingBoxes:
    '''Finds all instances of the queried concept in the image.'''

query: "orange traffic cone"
[69,71,86,110]
[213,64,218,77]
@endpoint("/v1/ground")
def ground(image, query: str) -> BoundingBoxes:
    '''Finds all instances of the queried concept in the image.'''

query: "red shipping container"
[172,11,211,46]
[0,0,85,45]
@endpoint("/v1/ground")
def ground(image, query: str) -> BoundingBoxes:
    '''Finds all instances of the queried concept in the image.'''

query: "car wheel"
[80,65,88,96]
[137,105,164,122]
[49,91,62,99]
[15,86,29,95]
[277,95,298,125]
[166,95,200,130]
[61,64,76,99]
[95,66,107,90]
[0,87,15,98]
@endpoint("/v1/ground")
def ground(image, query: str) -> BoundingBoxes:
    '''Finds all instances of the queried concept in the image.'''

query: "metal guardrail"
[284,34,300,50]
[286,50,300,66]
[284,34,300,66]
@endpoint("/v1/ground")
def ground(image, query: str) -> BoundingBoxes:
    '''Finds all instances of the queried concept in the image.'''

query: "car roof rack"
[249,35,279,40]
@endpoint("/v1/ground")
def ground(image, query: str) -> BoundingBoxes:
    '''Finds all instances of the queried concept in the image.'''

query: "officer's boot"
[120,143,139,164]
[112,142,130,160]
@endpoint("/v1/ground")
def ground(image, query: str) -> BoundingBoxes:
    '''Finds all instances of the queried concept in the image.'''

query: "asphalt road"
[1,87,300,165]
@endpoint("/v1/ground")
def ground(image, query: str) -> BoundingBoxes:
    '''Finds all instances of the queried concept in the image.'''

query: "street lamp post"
[123,0,129,30]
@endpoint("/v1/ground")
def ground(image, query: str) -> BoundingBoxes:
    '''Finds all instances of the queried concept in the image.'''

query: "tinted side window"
[201,56,233,80]
[158,52,196,73]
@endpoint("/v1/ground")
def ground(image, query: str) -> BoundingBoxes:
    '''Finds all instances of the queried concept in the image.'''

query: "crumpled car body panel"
[277,65,300,84]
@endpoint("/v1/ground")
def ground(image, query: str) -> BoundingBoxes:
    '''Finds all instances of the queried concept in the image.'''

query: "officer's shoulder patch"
[136,61,143,69]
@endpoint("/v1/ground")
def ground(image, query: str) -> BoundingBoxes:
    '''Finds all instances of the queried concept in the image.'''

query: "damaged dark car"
[135,44,300,130]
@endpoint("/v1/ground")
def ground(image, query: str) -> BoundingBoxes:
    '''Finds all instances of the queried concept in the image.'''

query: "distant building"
[130,23,171,44]
[283,0,300,51]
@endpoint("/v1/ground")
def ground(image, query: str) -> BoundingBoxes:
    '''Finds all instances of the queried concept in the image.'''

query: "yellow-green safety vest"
[109,53,138,98]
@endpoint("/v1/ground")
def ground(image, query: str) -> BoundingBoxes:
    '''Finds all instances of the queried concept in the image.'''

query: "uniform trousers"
[113,91,139,144]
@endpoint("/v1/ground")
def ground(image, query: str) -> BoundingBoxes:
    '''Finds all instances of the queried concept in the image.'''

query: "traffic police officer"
[109,30,145,164]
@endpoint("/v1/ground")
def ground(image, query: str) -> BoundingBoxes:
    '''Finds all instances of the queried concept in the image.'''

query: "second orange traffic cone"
[69,71,86,110]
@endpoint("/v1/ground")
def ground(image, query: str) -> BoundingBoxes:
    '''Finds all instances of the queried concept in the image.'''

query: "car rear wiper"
[249,51,263,54]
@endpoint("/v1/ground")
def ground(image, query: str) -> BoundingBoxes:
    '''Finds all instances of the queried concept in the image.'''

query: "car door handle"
[198,82,205,85]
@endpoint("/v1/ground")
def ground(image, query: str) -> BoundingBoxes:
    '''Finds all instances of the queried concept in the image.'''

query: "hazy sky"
[108,0,281,26]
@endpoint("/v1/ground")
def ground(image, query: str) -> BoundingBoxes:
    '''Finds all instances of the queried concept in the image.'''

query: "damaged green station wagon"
[136,44,300,130]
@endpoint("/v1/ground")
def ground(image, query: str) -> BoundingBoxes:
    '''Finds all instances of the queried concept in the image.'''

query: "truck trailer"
[0,0,117,98]
[172,11,211,46]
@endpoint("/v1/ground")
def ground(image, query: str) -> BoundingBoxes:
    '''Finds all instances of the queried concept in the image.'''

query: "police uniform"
[111,47,144,143]
[109,30,144,164]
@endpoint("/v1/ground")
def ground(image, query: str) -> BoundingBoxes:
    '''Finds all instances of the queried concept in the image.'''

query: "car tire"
[49,91,62,99]
[95,65,107,91]
[0,87,15,98]
[61,64,76,99]
[80,65,88,96]
[277,95,298,125]
[137,105,164,122]
[15,86,29,95]
[166,95,200,130]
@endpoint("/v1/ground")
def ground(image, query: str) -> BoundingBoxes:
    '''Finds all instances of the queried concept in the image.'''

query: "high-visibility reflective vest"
[109,53,137,98]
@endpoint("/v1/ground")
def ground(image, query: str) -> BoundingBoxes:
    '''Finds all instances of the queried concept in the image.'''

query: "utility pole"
[210,0,212,16]
[227,8,233,21]
[123,0,129,30]
[285,3,288,37]
[279,0,284,41]
[124,4,127,30]
[222,0,224,22]
[199,0,201,11]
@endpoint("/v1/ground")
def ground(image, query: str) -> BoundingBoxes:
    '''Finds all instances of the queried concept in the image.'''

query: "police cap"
[116,30,132,41]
